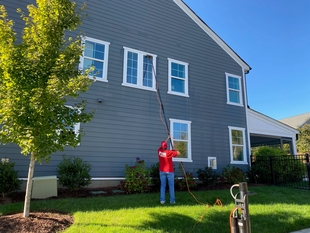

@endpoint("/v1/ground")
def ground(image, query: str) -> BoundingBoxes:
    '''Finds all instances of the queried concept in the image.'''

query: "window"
[168,58,189,97]
[122,47,157,91]
[80,37,110,81]
[63,121,80,138]
[228,126,247,164]
[226,73,243,106]
[170,119,192,162]
[57,106,81,145]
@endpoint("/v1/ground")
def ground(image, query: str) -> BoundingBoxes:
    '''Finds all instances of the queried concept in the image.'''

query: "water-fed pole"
[230,182,256,233]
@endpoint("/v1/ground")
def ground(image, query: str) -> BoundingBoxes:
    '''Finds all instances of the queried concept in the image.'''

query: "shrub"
[247,163,270,184]
[175,172,197,191]
[197,166,219,186]
[249,146,306,184]
[149,162,160,190]
[221,165,246,184]
[0,159,22,198]
[252,146,287,157]
[57,155,91,191]
[119,157,151,194]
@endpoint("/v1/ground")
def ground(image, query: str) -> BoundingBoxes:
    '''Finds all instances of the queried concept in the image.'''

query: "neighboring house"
[279,112,310,129]
[0,0,298,186]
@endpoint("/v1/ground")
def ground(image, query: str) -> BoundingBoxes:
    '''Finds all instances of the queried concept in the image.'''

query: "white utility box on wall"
[31,176,58,199]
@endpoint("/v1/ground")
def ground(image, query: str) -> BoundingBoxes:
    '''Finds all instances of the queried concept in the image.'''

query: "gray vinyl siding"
[0,0,249,178]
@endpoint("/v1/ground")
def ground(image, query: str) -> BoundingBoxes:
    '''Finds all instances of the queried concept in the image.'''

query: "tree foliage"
[297,124,310,153]
[0,1,93,162]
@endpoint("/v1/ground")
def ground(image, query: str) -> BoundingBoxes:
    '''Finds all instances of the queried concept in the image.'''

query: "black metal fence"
[250,154,310,190]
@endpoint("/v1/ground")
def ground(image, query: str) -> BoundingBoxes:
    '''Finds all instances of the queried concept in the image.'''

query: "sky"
[183,0,310,120]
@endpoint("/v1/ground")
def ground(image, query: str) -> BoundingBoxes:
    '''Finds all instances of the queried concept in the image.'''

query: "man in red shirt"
[158,141,180,204]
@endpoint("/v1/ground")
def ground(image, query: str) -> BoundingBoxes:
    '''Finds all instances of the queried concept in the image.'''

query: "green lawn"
[1,185,310,233]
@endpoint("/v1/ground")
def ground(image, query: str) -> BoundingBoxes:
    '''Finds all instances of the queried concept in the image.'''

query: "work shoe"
[160,201,165,204]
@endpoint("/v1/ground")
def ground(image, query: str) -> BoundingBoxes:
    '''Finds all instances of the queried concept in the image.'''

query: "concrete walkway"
[291,228,310,233]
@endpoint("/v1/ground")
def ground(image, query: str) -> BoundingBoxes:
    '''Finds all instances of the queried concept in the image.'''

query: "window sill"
[173,158,193,162]
[89,77,108,82]
[167,91,189,97]
[227,102,244,107]
[122,83,156,92]
[230,161,248,165]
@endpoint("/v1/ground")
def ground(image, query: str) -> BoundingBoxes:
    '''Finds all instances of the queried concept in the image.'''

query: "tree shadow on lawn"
[135,209,309,233]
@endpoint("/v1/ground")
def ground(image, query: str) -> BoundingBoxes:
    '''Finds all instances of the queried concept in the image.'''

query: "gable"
[174,0,251,73]
[248,109,299,137]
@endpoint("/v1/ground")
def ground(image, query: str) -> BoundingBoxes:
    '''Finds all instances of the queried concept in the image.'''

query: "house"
[279,112,310,129]
[0,0,298,187]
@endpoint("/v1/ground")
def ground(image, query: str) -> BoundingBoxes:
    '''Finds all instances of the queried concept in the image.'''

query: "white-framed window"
[122,47,157,91]
[170,119,192,162]
[57,106,81,145]
[228,126,247,164]
[226,73,243,106]
[80,37,110,81]
[208,157,217,169]
[168,58,189,97]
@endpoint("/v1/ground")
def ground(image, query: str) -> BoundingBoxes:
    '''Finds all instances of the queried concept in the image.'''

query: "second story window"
[168,58,189,97]
[226,73,243,106]
[80,37,110,82]
[122,47,157,91]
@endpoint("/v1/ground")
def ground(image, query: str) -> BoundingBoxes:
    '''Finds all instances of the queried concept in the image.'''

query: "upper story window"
[226,73,243,106]
[80,37,110,82]
[122,47,157,91]
[168,58,189,97]
[170,119,192,162]
[228,126,247,164]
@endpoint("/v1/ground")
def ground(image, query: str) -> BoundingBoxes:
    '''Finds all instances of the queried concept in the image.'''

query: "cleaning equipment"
[230,182,256,233]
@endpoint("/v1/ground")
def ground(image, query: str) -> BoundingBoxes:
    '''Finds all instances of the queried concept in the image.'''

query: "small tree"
[297,124,310,153]
[0,1,93,217]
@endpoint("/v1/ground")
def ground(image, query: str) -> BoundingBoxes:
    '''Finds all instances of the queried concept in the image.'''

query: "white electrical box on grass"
[31,176,58,199]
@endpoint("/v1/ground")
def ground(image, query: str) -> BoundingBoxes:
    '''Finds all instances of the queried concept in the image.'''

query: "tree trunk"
[23,152,36,218]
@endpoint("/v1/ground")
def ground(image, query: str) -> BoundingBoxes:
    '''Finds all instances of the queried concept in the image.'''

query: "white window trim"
[226,73,243,106]
[122,47,157,91]
[168,58,189,97]
[170,118,192,162]
[228,126,247,164]
[80,36,110,82]
[208,157,217,169]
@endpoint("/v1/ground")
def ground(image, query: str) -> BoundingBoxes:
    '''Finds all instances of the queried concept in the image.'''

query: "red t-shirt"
[158,147,178,172]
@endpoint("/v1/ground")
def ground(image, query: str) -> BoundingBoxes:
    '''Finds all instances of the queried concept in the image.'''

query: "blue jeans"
[160,171,175,203]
